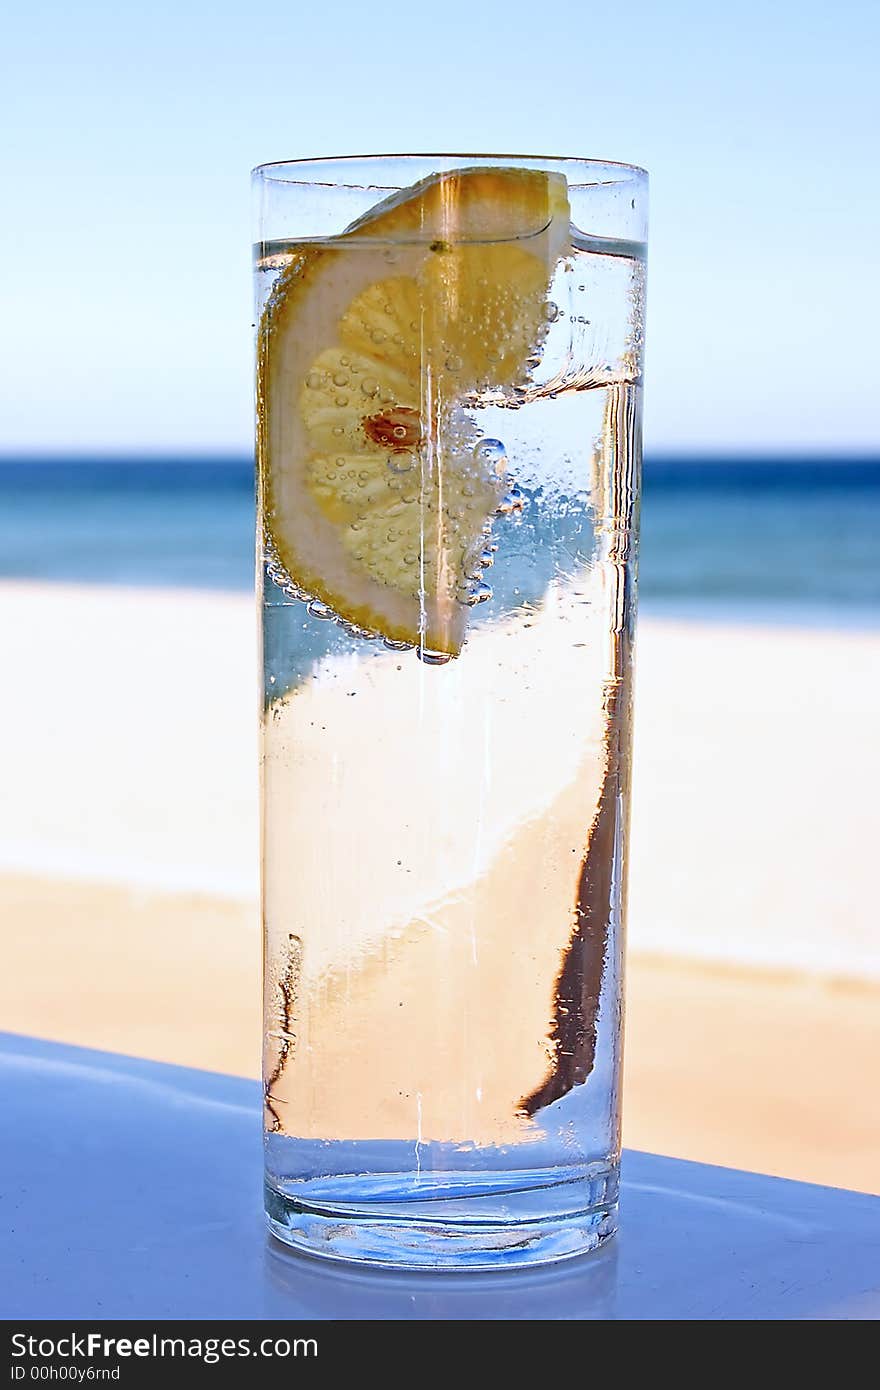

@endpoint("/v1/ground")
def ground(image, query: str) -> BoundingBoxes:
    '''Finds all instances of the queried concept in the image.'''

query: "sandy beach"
[3,581,879,1190]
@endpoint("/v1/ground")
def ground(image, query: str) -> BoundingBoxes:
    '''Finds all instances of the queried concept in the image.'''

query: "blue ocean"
[1,457,878,624]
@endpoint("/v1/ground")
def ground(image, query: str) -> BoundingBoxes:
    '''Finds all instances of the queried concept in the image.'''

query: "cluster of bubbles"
[265,432,530,663]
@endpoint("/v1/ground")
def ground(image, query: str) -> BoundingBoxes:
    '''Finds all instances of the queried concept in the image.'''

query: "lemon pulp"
[259,167,570,654]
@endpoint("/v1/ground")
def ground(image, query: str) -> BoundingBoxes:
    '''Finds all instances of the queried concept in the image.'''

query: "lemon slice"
[258,166,570,654]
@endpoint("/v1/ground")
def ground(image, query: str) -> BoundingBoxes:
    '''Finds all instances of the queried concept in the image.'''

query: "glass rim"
[251,152,649,190]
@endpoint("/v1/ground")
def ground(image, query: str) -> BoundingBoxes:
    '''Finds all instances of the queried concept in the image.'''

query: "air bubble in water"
[305,371,323,390]
[388,453,416,475]
[341,620,374,639]
[307,599,334,620]
[497,483,524,515]
[462,581,492,606]
[472,439,507,473]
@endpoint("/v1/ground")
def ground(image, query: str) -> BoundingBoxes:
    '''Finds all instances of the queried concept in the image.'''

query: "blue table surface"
[2,1031,878,1321]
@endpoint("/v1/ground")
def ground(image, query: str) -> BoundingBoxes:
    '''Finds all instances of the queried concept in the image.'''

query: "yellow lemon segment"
[258,166,570,654]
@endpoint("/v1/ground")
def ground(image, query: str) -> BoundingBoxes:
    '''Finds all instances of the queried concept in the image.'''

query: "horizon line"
[1,450,879,466]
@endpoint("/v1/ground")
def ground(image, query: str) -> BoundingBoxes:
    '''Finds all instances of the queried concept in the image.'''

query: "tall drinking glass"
[254,154,647,1268]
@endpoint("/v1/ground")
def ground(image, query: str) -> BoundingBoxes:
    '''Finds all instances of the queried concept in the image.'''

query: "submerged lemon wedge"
[258,166,570,654]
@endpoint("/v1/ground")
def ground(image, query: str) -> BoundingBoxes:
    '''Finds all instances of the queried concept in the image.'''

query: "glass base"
[265,1164,618,1271]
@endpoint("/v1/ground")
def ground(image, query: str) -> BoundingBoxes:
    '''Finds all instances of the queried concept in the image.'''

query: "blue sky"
[2,0,878,455]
